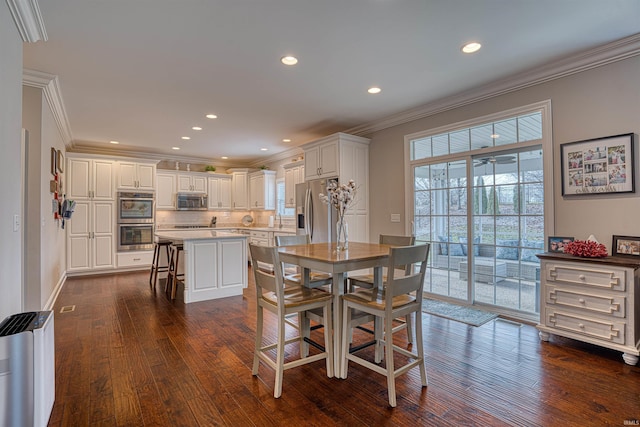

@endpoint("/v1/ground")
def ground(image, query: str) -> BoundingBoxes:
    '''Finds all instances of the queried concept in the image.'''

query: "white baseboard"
[43,272,67,311]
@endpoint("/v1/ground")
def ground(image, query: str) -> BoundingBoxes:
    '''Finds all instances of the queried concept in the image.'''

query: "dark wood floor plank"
[49,270,640,427]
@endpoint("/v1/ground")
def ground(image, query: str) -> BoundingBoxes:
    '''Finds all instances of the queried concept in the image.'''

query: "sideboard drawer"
[546,285,626,318]
[546,263,626,292]
[545,309,626,345]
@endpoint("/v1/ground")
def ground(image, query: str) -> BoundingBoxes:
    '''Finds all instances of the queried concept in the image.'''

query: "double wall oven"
[117,192,155,251]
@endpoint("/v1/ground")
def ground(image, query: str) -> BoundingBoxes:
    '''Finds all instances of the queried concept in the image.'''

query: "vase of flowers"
[319,179,356,251]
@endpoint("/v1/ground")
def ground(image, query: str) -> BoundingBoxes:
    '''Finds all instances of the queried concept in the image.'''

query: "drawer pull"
[578,274,585,280]
[578,298,585,303]
[133,258,141,261]
[578,323,585,328]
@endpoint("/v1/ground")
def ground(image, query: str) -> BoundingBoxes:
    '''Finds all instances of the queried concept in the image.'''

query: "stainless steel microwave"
[176,192,208,210]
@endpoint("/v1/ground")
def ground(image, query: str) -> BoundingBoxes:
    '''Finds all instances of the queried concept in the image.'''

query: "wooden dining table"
[277,241,391,378]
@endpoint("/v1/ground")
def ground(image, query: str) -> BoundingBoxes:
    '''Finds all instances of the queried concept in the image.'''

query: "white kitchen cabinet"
[207,175,232,210]
[67,156,115,201]
[67,200,115,272]
[117,161,156,191]
[156,172,177,210]
[249,170,276,210]
[537,253,640,365]
[177,173,207,193]
[304,139,338,180]
[229,169,250,210]
[302,132,370,243]
[67,155,117,273]
[283,162,304,208]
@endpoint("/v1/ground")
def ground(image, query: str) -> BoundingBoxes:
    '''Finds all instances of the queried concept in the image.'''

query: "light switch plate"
[390,213,400,223]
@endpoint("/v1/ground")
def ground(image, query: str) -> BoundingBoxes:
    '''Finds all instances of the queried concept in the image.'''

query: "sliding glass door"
[408,103,550,319]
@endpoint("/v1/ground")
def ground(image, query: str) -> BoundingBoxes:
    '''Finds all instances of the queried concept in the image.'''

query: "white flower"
[319,180,357,222]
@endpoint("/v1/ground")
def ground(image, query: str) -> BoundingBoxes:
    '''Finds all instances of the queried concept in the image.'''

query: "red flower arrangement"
[563,239,608,258]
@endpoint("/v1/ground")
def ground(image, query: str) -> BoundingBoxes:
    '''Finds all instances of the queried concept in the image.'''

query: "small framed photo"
[548,236,574,253]
[561,133,635,196]
[57,150,64,173]
[50,147,57,176]
[612,235,640,257]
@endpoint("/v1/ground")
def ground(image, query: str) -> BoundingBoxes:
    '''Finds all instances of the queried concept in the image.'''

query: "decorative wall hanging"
[561,133,634,196]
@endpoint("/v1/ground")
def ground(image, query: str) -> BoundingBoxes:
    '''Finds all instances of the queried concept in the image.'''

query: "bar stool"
[149,238,172,290]
[166,242,184,300]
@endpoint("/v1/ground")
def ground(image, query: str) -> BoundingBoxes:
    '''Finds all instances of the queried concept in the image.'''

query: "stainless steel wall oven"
[117,192,155,251]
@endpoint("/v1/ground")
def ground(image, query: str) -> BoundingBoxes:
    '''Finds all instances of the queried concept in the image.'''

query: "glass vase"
[336,219,348,251]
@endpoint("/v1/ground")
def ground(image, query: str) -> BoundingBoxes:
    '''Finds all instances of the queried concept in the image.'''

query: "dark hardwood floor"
[49,270,640,426]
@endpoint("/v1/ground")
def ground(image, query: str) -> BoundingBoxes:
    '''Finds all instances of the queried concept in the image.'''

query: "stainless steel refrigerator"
[295,178,337,243]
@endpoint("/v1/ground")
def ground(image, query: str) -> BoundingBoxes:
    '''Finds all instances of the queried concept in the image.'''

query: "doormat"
[422,299,498,327]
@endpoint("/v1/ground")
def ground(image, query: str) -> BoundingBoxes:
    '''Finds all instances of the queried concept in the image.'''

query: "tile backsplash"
[156,210,296,228]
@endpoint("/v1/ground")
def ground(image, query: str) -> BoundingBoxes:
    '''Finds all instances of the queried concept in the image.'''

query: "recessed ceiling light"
[206,114,218,119]
[462,42,482,53]
[283,139,291,142]
[221,156,228,159]
[181,136,191,140]
[172,147,180,150]
[490,134,500,139]
[192,126,202,131]
[368,87,382,94]
[260,148,268,151]
[109,140,119,144]
[281,55,298,65]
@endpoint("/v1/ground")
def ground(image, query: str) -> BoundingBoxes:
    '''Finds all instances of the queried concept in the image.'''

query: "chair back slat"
[250,244,283,295]
[386,244,430,298]
[275,234,310,246]
[380,235,416,275]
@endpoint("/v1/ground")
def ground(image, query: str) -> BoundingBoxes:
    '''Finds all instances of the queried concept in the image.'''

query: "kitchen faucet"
[210,216,217,227]
[278,214,283,229]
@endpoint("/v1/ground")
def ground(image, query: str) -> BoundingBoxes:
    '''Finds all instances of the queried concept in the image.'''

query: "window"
[407,101,552,321]
[276,179,294,217]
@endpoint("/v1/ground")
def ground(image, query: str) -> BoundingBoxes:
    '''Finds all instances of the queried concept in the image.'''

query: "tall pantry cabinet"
[302,132,370,243]
[66,155,116,272]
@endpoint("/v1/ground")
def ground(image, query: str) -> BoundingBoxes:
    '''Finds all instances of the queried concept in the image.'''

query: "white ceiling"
[22,0,640,165]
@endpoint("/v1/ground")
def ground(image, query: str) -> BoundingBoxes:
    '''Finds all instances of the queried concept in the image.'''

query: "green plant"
[205,165,216,172]
[260,165,269,170]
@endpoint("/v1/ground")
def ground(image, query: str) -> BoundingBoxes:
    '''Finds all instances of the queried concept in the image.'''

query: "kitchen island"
[155,230,248,303]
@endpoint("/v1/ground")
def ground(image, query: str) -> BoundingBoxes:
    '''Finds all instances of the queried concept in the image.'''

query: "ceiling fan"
[474,155,516,167]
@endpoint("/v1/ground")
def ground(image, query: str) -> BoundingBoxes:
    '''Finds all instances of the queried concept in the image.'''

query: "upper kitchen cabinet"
[208,174,232,210]
[303,133,370,182]
[283,162,304,208]
[304,139,338,180]
[67,155,115,200]
[249,170,276,210]
[156,172,177,210]
[228,168,249,210]
[117,161,156,191]
[302,132,370,242]
[177,172,207,193]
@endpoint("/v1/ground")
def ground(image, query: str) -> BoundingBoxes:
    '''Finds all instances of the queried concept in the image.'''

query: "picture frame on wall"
[50,147,57,176]
[57,150,64,173]
[612,235,640,257]
[548,236,574,253]
[560,133,635,196]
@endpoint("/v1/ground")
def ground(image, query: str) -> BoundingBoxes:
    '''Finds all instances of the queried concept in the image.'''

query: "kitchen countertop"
[155,230,247,242]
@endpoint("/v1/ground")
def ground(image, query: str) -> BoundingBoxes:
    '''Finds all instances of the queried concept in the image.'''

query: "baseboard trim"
[43,272,66,311]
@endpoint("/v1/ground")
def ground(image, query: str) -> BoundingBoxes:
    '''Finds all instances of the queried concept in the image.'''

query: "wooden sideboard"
[536,252,640,365]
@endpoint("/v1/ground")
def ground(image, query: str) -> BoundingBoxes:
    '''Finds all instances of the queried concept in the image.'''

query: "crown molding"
[23,69,73,144]
[6,0,47,42]
[346,33,640,137]
[67,142,242,168]
[247,146,304,168]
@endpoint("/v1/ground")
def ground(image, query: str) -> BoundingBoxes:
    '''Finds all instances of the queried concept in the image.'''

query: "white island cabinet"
[154,230,248,303]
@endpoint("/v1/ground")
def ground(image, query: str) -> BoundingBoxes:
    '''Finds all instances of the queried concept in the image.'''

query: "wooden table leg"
[333,271,345,378]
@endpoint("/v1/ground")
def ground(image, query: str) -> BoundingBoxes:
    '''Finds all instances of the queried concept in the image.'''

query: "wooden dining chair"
[249,243,333,398]
[274,234,332,289]
[348,234,416,343]
[340,243,430,407]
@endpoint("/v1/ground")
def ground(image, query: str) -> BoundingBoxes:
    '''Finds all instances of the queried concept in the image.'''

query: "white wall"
[365,56,640,250]
[0,3,25,320]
